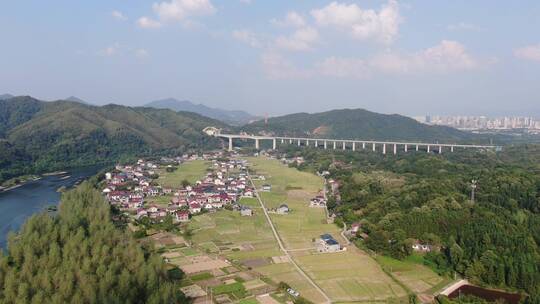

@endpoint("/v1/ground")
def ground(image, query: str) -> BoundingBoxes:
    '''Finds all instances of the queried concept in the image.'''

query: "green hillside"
[0,96,226,183]
[240,108,487,143]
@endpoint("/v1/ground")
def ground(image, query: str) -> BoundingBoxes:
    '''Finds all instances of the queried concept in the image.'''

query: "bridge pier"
[281,139,284,144]
[228,137,233,152]
[451,146,454,152]
[416,144,419,151]
[404,144,408,152]
[352,142,356,151]
[255,138,260,150]
[273,138,277,150]
[427,145,431,153]
[315,140,318,147]
[362,142,366,149]
[298,139,301,146]
[324,141,327,149]
[439,145,442,154]
[393,144,397,155]
[372,143,376,152]
[289,139,292,144]
[383,143,386,154]
[342,141,346,150]
[333,141,337,150]
[306,139,309,147]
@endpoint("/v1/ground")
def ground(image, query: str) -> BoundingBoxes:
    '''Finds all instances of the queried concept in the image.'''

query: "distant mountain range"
[145,98,259,126]
[240,108,491,144]
[1,93,506,183]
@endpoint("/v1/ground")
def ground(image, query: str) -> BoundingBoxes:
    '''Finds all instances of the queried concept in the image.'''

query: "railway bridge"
[203,127,500,155]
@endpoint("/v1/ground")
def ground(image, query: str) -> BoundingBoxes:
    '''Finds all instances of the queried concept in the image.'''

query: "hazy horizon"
[1,1,539,117]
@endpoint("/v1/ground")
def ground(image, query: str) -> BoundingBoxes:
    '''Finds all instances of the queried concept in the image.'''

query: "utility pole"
[471,179,477,203]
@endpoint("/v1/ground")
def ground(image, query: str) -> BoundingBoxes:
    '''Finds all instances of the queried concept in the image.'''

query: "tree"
[0,184,185,304]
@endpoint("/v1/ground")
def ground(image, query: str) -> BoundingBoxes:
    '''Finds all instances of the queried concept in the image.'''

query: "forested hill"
[0,96,226,183]
[240,108,486,143]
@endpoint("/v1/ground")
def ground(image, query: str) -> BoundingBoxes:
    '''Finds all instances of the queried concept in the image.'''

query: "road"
[247,172,332,304]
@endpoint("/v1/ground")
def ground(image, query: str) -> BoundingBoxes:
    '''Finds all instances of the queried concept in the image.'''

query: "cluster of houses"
[102,156,257,223]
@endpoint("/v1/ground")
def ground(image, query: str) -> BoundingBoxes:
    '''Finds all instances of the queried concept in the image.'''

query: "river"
[0,166,102,249]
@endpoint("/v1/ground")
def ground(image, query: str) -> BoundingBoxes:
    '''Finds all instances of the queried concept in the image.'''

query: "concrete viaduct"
[203,128,499,154]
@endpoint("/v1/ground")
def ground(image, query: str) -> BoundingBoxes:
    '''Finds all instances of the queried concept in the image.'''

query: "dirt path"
[247,173,332,304]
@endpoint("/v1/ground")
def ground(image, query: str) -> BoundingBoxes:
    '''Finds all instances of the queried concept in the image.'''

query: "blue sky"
[1,1,539,117]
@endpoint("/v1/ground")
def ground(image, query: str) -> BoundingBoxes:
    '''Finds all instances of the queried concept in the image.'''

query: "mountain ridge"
[145,98,259,126]
[239,108,490,144]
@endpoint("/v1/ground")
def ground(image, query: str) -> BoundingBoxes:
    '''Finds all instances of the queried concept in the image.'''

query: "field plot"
[246,157,407,302]
[376,255,450,294]
[157,160,210,187]
[187,195,325,301]
[295,251,406,301]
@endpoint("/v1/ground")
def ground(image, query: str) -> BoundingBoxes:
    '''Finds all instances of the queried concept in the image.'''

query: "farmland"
[152,156,446,303]
[247,157,408,302]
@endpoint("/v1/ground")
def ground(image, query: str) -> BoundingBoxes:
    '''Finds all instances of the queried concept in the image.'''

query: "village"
[102,154,259,225]
[99,152,441,304]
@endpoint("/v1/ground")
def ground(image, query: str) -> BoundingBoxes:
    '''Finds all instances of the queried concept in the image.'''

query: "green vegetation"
[212,282,247,298]
[247,157,407,302]
[0,96,225,184]
[237,298,258,304]
[0,184,185,303]
[157,160,210,187]
[240,108,493,143]
[189,272,214,281]
[286,145,540,302]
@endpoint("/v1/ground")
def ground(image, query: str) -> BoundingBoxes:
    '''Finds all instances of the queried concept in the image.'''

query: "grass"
[375,254,446,294]
[238,299,258,304]
[157,160,210,188]
[246,157,408,302]
[189,272,214,281]
[168,157,441,303]
[180,247,199,256]
[212,282,247,299]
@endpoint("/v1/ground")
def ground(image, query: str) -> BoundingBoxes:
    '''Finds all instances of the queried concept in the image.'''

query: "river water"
[0,166,101,249]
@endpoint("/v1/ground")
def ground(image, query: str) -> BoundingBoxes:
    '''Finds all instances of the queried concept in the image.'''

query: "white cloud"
[261,52,311,79]
[274,27,319,52]
[371,40,479,73]
[111,10,127,21]
[447,22,483,32]
[514,44,540,62]
[137,17,162,29]
[271,11,306,28]
[135,49,149,58]
[316,57,369,78]
[98,43,121,57]
[138,0,215,28]
[98,43,150,58]
[232,30,262,48]
[311,0,401,44]
[152,0,215,22]
[261,40,485,79]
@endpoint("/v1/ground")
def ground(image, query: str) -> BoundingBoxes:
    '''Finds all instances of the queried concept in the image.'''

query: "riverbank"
[0,165,103,248]
[0,175,41,193]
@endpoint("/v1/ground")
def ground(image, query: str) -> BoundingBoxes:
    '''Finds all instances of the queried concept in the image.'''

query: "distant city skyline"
[1,1,540,116]
[414,115,540,131]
